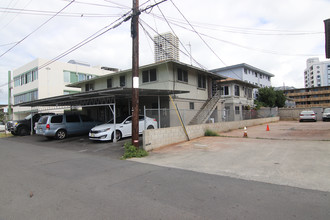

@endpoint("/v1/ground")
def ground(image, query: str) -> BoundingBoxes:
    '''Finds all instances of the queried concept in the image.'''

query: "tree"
[256,87,286,107]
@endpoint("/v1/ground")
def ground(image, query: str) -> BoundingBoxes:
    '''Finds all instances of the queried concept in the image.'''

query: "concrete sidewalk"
[131,121,330,192]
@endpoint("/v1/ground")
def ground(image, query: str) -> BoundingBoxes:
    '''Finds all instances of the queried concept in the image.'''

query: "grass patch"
[0,132,12,138]
[204,129,219,136]
[121,142,148,159]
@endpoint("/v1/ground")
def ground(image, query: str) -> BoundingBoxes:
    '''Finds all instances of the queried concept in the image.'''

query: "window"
[21,74,26,85]
[14,77,20,87]
[63,71,70,83]
[66,115,80,123]
[14,90,38,104]
[85,83,94,91]
[234,85,240,96]
[255,72,258,77]
[221,86,229,96]
[235,106,240,115]
[198,74,206,89]
[248,88,252,99]
[78,73,86,81]
[189,102,194,110]
[51,115,63,123]
[244,68,247,74]
[142,69,157,83]
[107,78,112,88]
[177,68,188,82]
[120,75,126,87]
[32,69,38,81]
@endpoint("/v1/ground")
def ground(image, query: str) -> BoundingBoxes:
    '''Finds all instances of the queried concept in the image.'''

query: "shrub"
[121,142,148,159]
[204,129,219,136]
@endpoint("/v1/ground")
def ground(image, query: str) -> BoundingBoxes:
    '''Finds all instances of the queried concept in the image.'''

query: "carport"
[16,87,189,142]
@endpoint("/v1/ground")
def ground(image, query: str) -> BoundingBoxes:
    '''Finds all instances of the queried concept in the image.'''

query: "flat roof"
[16,87,189,107]
[211,63,275,77]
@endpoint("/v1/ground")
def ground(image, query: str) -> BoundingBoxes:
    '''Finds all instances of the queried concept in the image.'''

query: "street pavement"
[0,121,329,219]
[132,121,330,192]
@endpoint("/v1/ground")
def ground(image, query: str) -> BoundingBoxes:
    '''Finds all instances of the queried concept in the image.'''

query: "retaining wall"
[143,117,280,151]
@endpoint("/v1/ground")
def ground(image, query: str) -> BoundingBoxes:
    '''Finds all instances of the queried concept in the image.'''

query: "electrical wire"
[151,13,323,36]
[151,13,323,57]
[0,0,76,59]
[169,0,229,69]
[0,7,122,17]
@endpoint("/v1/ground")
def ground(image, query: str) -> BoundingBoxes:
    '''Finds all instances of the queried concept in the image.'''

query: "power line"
[152,14,323,57]
[169,1,228,67]
[139,18,206,70]
[0,7,122,17]
[151,13,323,36]
[61,0,129,9]
[0,0,76,59]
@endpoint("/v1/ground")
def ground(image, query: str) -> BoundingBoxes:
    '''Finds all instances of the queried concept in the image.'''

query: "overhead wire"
[38,0,169,70]
[153,0,205,69]
[151,13,323,57]
[0,7,122,17]
[0,0,76,59]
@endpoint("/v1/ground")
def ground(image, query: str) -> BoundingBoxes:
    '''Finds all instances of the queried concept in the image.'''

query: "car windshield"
[324,108,330,113]
[107,116,129,124]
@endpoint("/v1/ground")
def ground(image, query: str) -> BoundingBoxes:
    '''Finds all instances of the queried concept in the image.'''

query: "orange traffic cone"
[266,124,270,131]
[243,127,248,137]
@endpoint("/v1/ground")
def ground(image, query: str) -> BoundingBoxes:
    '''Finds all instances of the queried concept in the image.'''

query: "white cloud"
[0,0,329,104]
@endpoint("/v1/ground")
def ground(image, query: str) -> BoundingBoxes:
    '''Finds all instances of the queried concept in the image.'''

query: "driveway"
[131,121,330,192]
[3,134,129,159]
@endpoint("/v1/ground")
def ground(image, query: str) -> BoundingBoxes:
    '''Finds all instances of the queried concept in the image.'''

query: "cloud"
[0,0,330,105]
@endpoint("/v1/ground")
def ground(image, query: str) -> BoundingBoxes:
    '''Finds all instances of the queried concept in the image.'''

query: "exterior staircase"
[188,90,221,125]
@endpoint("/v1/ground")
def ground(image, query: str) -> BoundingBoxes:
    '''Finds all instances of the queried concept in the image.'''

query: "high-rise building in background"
[154,32,179,62]
[304,58,330,88]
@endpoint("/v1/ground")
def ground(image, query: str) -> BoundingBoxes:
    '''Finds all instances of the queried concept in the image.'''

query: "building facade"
[11,58,114,119]
[210,63,274,98]
[284,86,330,108]
[217,78,258,121]
[154,32,179,62]
[304,58,330,88]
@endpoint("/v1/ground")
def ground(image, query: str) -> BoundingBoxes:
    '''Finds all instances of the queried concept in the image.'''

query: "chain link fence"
[144,107,278,128]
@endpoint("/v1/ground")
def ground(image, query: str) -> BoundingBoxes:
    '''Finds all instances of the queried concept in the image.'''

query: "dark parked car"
[322,108,330,121]
[35,114,100,140]
[6,113,54,136]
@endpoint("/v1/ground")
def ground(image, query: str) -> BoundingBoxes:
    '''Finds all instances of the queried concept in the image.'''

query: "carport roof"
[16,87,189,107]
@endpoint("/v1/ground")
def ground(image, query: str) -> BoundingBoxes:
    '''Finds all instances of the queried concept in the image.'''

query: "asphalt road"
[0,132,329,220]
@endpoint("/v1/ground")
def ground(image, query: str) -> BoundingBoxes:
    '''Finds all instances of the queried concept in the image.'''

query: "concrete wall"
[279,107,323,121]
[143,117,280,151]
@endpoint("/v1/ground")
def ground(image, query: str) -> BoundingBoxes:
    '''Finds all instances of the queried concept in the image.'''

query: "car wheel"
[112,130,122,141]
[147,125,154,129]
[17,126,29,136]
[11,131,18,136]
[55,130,67,140]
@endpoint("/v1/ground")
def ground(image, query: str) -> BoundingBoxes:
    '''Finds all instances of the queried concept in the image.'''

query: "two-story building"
[217,78,259,121]
[17,60,225,127]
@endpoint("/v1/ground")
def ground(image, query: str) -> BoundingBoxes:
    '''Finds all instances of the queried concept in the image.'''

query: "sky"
[0,0,329,104]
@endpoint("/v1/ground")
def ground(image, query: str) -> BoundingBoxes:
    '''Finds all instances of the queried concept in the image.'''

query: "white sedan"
[89,115,158,141]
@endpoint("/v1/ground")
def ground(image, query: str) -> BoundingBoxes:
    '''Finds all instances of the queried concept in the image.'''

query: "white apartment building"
[304,57,330,88]
[154,32,179,62]
[11,58,114,119]
[211,63,274,97]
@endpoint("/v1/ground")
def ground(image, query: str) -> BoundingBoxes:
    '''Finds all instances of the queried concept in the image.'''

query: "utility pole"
[131,0,140,148]
[8,71,12,119]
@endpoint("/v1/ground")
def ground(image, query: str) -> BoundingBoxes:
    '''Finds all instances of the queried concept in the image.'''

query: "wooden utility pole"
[131,0,140,148]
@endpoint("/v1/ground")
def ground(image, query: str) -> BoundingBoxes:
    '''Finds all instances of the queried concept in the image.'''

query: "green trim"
[13,67,38,78]
[14,89,38,97]
[63,90,80,94]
